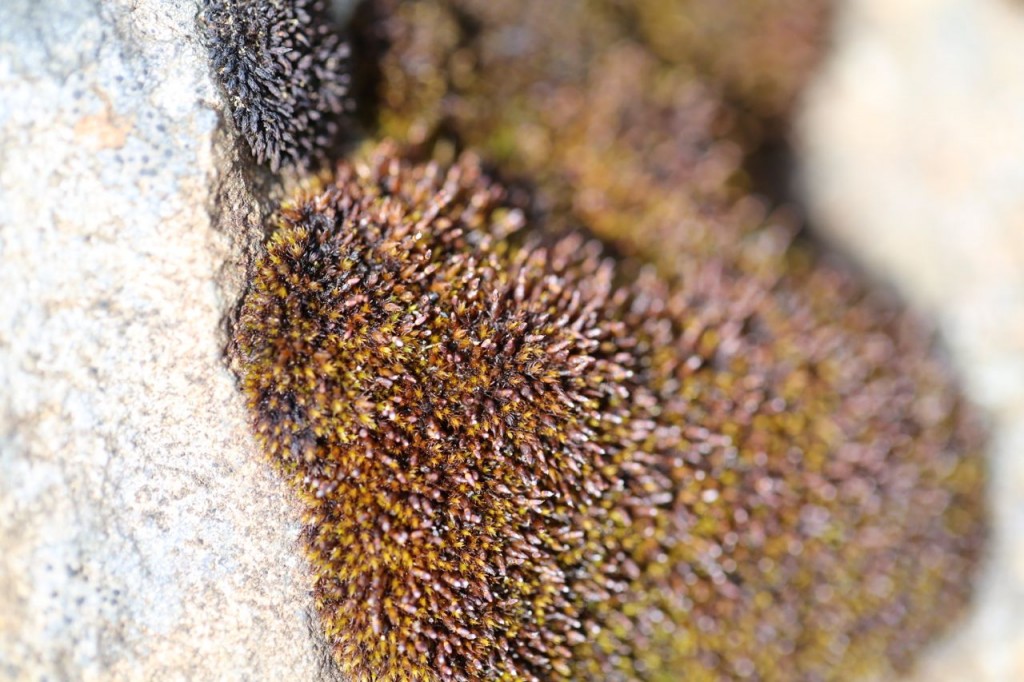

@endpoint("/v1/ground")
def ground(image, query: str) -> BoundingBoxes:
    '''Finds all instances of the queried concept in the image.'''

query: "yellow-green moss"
[233,144,986,681]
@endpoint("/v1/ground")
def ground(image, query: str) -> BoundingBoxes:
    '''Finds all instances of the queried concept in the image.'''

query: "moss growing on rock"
[232,144,986,681]
[202,0,351,170]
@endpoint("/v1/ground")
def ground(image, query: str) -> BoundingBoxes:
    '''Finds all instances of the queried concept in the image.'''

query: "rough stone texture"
[799,0,1024,678]
[0,1,337,679]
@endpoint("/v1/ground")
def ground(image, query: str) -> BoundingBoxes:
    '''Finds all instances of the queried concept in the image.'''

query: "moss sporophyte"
[232,144,986,681]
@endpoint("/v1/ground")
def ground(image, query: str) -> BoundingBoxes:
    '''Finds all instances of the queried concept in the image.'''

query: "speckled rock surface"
[0,1,336,679]
[800,0,1024,678]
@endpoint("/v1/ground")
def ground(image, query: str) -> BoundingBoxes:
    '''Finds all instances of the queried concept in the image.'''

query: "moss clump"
[357,0,829,275]
[201,0,351,171]
[233,144,986,681]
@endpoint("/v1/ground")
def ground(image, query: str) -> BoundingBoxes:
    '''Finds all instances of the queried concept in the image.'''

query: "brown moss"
[232,144,986,681]
[357,0,831,274]
[611,0,832,119]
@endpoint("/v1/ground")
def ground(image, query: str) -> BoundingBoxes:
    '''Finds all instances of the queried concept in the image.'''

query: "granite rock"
[0,1,337,679]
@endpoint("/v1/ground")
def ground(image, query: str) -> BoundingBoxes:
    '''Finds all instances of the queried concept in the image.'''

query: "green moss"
[233,144,986,681]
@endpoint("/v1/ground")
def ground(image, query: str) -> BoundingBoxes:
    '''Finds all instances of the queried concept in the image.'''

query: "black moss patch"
[201,0,352,171]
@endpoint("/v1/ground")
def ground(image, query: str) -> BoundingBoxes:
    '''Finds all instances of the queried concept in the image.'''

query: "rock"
[0,0,336,678]
[799,0,1024,678]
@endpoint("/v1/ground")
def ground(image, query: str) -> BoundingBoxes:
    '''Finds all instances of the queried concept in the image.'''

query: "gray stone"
[0,0,336,679]
[799,0,1024,677]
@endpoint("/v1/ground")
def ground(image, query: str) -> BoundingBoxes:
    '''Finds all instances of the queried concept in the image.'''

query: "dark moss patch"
[201,0,352,171]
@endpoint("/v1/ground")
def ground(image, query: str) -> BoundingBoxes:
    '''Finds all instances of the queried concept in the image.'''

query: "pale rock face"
[0,1,337,679]
[800,0,1024,678]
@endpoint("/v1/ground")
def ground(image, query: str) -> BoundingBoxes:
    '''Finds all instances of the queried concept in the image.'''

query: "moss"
[233,144,986,681]
[201,0,351,171]
[357,0,831,275]
[610,0,832,119]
